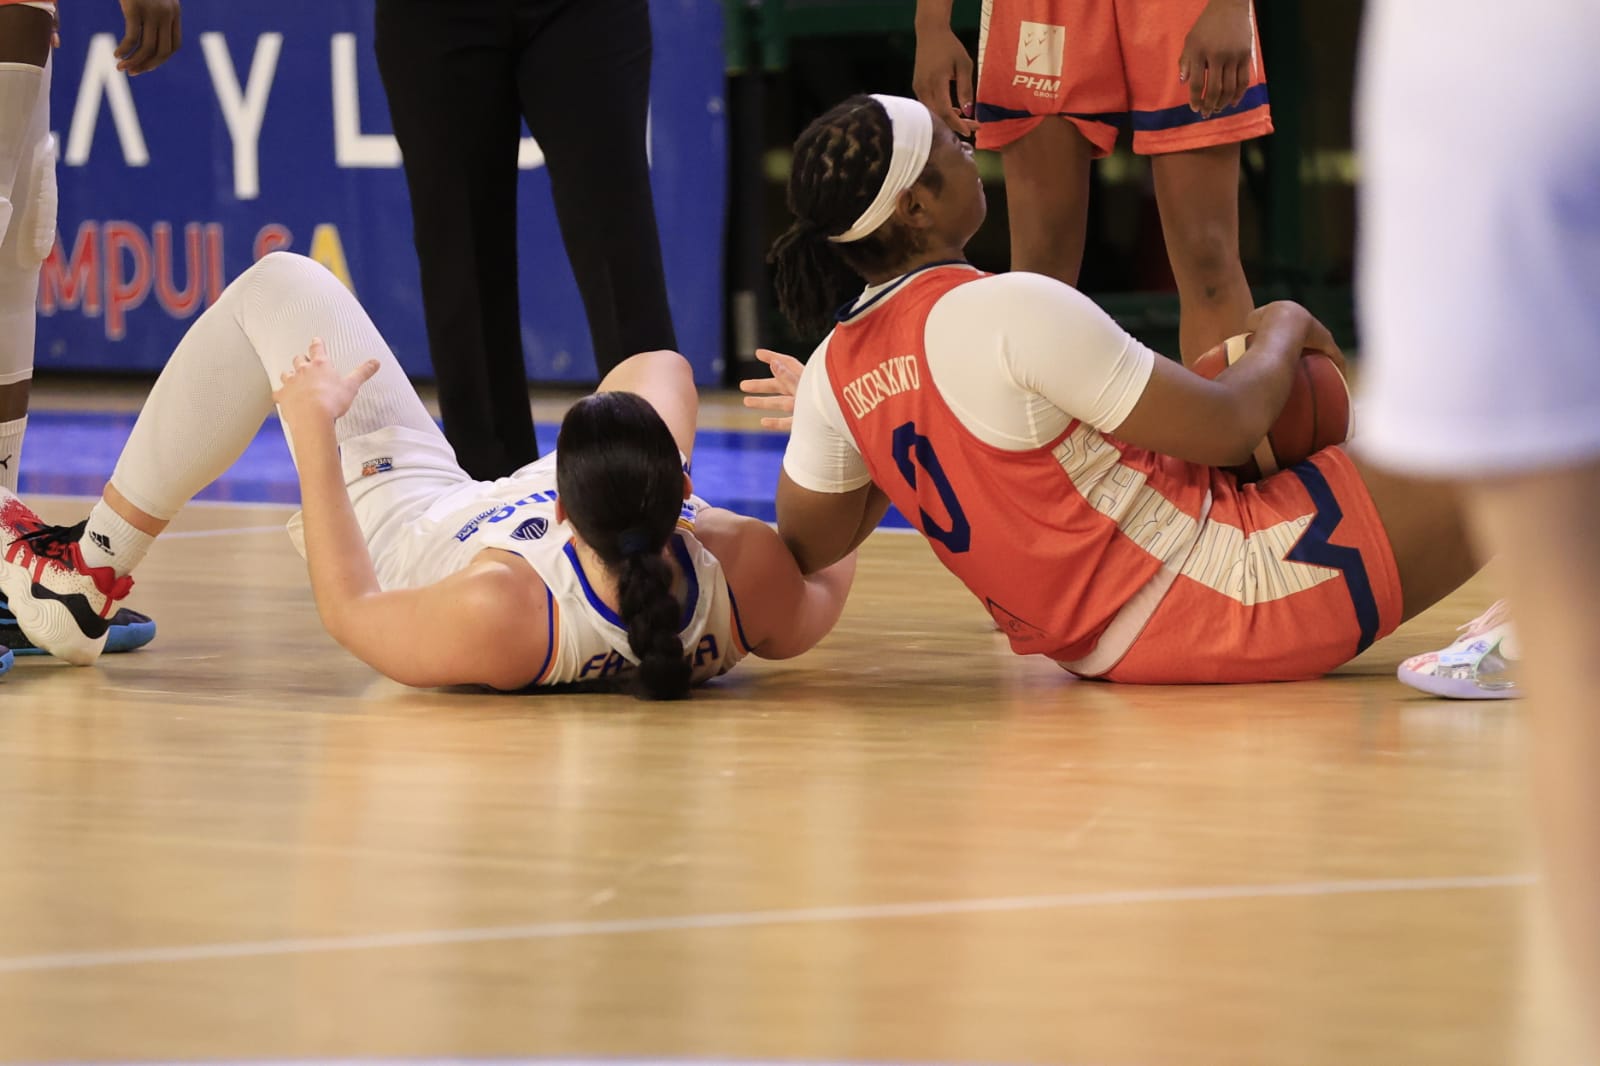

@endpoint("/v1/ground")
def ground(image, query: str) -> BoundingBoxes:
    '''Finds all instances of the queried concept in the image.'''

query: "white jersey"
[318,427,753,687]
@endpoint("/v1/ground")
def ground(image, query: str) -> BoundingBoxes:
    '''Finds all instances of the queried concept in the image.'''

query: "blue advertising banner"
[37,0,727,383]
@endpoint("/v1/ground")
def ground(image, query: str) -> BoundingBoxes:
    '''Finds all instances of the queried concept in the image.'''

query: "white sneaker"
[1397,599,1520,700]
[0,493,134,665]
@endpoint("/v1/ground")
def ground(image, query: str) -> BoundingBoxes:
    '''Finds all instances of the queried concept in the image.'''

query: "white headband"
[827,94,934,244]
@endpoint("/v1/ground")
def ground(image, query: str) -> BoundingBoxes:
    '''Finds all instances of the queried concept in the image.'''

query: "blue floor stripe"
[17,409,913,529]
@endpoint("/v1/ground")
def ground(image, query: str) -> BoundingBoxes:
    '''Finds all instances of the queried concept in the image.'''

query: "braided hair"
[769,95,943,339]
[556,392,692,700]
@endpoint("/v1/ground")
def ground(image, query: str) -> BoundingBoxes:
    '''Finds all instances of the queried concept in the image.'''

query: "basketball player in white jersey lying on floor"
[0,252,854,697]
[743,93,1484,685]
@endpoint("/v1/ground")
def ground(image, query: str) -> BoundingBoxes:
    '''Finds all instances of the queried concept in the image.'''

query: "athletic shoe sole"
[0,560,109,665]
[0,602,155,656]
[1396,665,1520,700]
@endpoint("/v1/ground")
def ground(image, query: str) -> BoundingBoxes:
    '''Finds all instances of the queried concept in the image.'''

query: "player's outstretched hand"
[739,348,804,431]
[117,0,182,75]
[274,339,382,427]
[913,23,978,137]
[1178,0,1253,117]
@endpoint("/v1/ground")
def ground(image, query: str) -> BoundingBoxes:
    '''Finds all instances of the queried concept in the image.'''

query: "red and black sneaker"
[0,495,133,665]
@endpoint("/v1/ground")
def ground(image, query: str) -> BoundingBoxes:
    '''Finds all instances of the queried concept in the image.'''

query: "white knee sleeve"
[0,59,50,389]
[12,130,54,269]
[236,252,439,443]
[0,61,46,247]
[108,253,444,521]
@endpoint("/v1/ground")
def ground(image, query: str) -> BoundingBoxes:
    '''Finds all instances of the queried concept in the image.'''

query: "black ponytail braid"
[616,548,691,699]
[556,392,692,700]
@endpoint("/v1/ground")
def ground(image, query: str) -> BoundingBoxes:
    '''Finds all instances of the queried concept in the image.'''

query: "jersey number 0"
[891,422,972,554]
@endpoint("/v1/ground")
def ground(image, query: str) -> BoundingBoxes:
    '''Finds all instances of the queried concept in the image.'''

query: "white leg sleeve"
[108,252,447,520]
[0,58,49,392]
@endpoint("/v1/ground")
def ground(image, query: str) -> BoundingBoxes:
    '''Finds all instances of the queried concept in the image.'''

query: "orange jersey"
[822,265,1404,681]
[825,265,1212,663]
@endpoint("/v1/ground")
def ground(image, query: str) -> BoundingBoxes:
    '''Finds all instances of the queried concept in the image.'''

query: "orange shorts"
[1103,449,1404,684]
[975,0,1272,156]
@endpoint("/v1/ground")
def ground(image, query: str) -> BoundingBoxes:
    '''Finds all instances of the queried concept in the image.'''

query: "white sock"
[80,498,154,577]
[0,415,24,493]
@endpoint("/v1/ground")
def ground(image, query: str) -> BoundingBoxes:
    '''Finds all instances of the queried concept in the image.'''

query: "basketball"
[1192,333,1352,482]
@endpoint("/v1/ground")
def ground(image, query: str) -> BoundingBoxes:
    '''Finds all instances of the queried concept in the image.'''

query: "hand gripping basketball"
[1193,332,1353,482]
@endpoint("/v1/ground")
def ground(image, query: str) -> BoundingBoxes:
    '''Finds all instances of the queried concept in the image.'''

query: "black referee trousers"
[375,0,678,479]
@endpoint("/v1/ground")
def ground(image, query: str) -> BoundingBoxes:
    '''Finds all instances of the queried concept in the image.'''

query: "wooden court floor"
[0,393,1585,1065]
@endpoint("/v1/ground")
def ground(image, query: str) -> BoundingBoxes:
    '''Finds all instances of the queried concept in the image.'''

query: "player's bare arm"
[116,0,181,75]
[912,0,977,136]
[272,341,548,689]
[693,506,857,659]
[1109,302,1320,467]
[774,474,889,578]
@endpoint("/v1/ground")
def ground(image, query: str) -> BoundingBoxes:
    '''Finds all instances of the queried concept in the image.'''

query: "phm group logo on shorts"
[1016,21,1065,77]
[360,457,394,477]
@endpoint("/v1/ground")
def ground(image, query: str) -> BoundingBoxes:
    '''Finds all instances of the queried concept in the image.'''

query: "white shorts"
[1354,0,1600,477]
[288,423,495,590]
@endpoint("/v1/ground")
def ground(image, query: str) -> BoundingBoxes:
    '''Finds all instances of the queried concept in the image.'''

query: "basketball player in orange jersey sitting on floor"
[0,252,854,696]
[746,95,1479,684]
[914,0,1268,362]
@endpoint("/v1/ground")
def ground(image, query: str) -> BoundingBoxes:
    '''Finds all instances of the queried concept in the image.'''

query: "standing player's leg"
[0,4,53,490]
[1122,0,1271,363]
[1346,455,1480,622]
[1149,144,1254,364]
[1359,0,1600,1044]
[971,0,1121,284]
[1467,466,1600,1034]
[996,119,1096,284]
[510,0,677,378]
[374,0,532,480]
[0,254,440,662]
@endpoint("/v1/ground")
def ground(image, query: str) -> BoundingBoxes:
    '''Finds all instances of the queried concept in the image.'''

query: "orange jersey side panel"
[825,266,1211,661]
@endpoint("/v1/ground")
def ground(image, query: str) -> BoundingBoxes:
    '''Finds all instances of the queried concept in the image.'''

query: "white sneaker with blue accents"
[1397,600,1520,700]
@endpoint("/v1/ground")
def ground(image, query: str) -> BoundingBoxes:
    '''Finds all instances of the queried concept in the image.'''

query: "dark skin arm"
[117,0,183,75]
[911,0,978,137]
[776,477,891,576]
[1111,302,1340,468]
[1179,0,1255,116]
